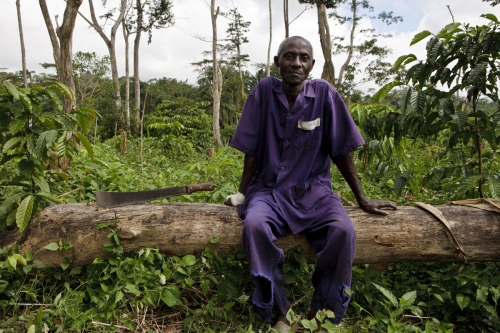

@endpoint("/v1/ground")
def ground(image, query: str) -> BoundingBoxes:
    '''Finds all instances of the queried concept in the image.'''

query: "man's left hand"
[358,199,397,215]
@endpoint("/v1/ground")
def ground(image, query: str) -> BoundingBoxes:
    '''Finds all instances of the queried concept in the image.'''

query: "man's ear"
[312,59,316,68]
[273,55,279,67]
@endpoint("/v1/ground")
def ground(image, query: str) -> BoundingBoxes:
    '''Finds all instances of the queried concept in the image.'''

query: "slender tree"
[222,7,250,108]
[211,0,222,147]
[267,0,273,76]
[78,0,127,129]
[39,0,83,112]
[16,0,27,87]
[125,0,174,133]
[284,0,289,38]
[297,0,340,84]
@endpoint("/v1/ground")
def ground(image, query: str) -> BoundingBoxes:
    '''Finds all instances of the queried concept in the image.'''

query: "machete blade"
[96,183,214,208]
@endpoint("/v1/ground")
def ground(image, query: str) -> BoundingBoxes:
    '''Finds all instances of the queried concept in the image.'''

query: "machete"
[96,183,214,208]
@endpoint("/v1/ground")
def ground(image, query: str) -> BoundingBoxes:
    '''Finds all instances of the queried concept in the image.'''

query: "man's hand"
[224,192,245,206]
[358,199,397,215]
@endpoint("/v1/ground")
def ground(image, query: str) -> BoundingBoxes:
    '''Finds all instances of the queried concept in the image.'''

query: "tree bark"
[122,18,131,131]
[266,0,272,77]
[16,0,28,87]
[39,0,82,111]
[2,203,499,268]
[211,0,222,147]
[317,3,335,85]
[133,0,143,134]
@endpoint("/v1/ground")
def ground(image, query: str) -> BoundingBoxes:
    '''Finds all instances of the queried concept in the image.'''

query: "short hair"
[276,36,314,59]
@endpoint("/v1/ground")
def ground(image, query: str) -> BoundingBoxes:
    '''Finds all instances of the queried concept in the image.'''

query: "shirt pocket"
[293,126,321,150]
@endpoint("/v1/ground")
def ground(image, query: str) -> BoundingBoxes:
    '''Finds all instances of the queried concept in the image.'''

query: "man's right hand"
[224,192,245,206]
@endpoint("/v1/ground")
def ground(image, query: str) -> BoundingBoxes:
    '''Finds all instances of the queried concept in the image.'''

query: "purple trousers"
[241,194,356,324]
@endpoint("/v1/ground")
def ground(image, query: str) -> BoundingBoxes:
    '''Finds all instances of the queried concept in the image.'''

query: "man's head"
[274,36,315,90]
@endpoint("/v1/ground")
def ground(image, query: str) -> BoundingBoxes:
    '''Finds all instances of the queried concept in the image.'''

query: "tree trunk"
[80,0,127,129]
[336,0,357,88]
[3,203,499,268]
[39,0,82,112]
[122,19,131,132]
[266,0,272,77]
[39,0,60,74]
[284,0,289,38]
[211,0,222,147]
[16,0,28,87]
[317,3,335,85]
[133,0,143,134]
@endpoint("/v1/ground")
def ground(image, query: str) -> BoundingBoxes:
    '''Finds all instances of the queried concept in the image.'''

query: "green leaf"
[398,87,411,114]
[372,283,398,308]
[115,290,124,303]
[125,283,141,296]
[410,90,426,114]
[9,118,26,135]
[373,81,402,102]
[76,107,96,134]
[481,13,499,24]
[436,22,462,38]
[180,254,196,266]
[487,176,500,198]
[75,130,94,158]
[2,137,22,153]
[476,286,489,303]
[18,91,32,112]
[44,243,60,251]
[410,30,432,46]
[482,304,499,318]
[35,192,62,204]
[16,195,35,233]
[33,175,51,193]
[0,192,25,216]
[393,54,416,71]
[400,290,417,307]
[4,81,20,100]
[427,38,443,64]
[456,293,470,310]
[34,130,58,158]
[53,81,74,100]
[467,63,486,86]
[161,288,180,307]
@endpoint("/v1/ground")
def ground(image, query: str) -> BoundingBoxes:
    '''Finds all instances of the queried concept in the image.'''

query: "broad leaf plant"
[0,80,96,232]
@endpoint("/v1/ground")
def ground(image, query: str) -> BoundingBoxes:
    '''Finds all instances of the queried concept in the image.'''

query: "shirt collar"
[272,79,316,99]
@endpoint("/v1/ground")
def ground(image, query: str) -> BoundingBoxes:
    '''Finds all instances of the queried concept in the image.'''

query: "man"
[225,36,396,332]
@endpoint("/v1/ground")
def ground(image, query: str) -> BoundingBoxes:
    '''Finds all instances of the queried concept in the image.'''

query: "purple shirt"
[230,77,364,233]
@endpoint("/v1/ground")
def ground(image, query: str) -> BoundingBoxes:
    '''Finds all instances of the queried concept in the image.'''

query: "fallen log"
[1,202,499,267]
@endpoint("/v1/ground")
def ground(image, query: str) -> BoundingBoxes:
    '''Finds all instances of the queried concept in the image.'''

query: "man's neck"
[283,82,305,109]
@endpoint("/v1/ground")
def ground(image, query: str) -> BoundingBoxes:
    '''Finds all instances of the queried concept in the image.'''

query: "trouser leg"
[306,205,356,324]
[242,197,290,322]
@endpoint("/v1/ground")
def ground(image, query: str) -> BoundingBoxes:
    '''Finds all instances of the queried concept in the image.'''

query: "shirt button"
[285,139,289,144]
[287,113,291,117]
[272,189,276,193]
[280,166,285,170]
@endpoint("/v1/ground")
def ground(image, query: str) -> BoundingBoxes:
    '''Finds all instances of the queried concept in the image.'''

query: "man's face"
[274,38,315,88]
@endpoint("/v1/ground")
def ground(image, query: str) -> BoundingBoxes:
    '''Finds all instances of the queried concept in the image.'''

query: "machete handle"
[186,183,215,194]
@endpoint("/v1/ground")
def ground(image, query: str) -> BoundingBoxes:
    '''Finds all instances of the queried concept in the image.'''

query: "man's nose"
[291,56,301,67]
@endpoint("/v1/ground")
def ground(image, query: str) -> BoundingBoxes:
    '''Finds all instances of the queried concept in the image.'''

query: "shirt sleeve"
[324,87,365,163]
[229,85,262,157]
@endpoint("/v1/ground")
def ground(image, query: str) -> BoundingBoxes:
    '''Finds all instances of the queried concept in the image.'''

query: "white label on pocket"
[297,118,320,131]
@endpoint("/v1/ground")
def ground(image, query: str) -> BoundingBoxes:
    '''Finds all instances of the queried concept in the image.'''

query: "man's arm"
[335,153,397,215]
[224,154,257,206]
